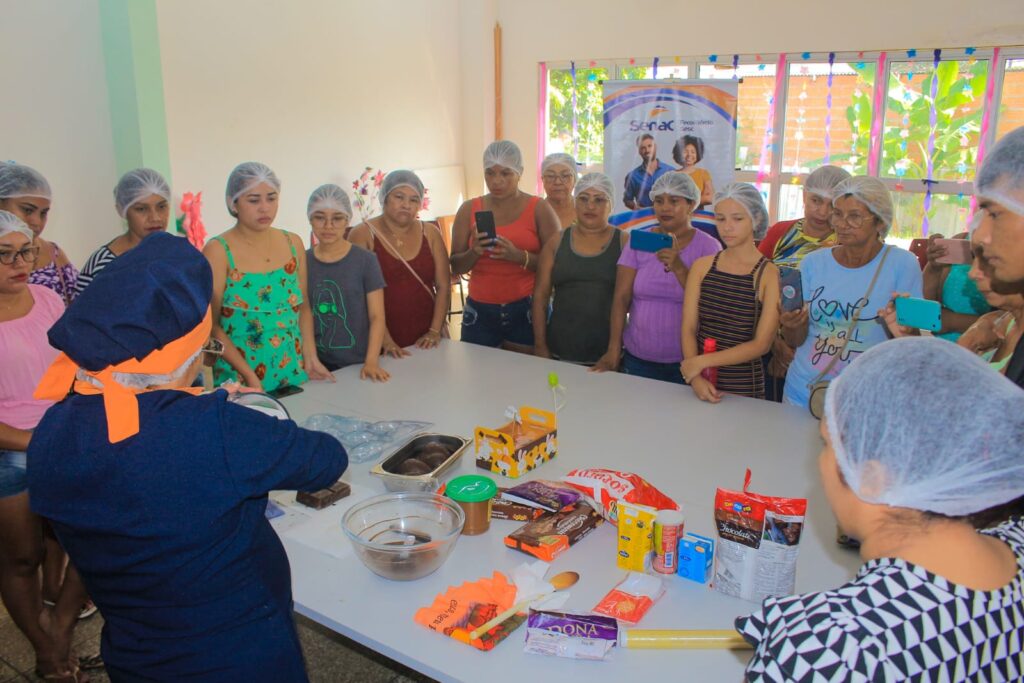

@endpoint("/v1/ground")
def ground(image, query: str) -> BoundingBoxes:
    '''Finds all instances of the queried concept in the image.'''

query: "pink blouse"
[1,285,63,430]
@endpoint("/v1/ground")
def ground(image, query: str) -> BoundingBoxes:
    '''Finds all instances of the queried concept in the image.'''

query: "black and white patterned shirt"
[736,517,1024,682]
[75,244,117,295]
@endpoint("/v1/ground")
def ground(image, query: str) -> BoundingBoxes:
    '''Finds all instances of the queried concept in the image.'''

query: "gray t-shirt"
[306,246,386,370]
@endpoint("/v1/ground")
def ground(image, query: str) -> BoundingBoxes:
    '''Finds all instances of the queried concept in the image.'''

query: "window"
[699,63,777,171]
[542,46,1023,240]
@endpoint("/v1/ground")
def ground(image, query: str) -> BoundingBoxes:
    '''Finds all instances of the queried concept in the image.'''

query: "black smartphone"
[474,210,497,243]
[268,384,304,399]
[779,267,804,312]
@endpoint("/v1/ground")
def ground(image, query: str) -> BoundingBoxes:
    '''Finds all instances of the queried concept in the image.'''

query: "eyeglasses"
[829,210,871,229]
[0,245,40,265]
[542,173,575,185]
[202,338,225,357]
[576,195,609,206]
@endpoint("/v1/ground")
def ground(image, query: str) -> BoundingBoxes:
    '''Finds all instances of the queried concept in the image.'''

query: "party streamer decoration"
[652,56,659,79]
[732,54,740,79]
[570,61,579,161]
[756,54,787,189]
[970,47,1000,220]
[867,51,888,175]
[537,62,548,195]
[824,52,835,164]
[922,49,941,236]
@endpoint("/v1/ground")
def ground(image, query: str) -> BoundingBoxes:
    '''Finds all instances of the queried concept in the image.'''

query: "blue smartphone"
[779,267,803,312]
[894,297,942,332]
[629,229,673,253]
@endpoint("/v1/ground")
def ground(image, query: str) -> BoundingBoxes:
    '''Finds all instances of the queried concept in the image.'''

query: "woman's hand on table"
[533,343,552,359]
[305,355,337,382]
[590,350,620,373]
[360,362,390,383]
[382,339,411,358]
[415,329,442,349]
[689,375,722,403]
[239,373,264,392]
[679,356,706,385]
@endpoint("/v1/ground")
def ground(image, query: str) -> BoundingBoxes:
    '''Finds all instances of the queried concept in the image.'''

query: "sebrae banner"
[603,80,738,240]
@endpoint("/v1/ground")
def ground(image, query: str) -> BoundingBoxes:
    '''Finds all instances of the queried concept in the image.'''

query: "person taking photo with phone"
[450,141,559,352]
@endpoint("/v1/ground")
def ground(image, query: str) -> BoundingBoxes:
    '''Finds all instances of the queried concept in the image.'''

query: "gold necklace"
[379,218,413,248]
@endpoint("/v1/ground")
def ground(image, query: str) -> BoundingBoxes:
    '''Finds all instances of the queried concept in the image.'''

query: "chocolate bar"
[296,480,351,509]
[504,502,603,562]
[491,488,548,522]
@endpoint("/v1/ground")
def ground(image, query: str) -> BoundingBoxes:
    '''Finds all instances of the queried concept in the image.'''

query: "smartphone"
[908,238,929,269]
[629,229,673,253]
[894,297,942,332]
[934,238,973,265]
[474,211,497,244]
[267,384,304,399]
[779,267,804,312]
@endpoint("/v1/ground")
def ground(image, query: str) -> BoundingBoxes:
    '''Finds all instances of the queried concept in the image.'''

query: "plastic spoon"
[468,570,579,641]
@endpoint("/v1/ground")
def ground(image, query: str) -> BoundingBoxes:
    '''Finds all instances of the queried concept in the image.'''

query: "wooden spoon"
[468,570,579,641]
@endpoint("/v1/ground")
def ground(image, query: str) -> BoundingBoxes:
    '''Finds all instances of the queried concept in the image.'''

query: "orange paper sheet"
[413,571,525,651]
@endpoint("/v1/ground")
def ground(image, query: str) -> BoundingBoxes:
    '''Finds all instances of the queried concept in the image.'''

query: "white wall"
[0,0,117,265]
[482,0,1022,195]
[155,0,464,239]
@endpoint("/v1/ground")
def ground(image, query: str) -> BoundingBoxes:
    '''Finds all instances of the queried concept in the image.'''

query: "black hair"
[672,135,705,165]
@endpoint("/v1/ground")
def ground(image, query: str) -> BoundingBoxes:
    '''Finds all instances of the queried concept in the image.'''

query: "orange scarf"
[34,309,212,443]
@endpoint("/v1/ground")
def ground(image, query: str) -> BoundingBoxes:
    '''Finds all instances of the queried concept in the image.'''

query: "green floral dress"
[212,232,309,392]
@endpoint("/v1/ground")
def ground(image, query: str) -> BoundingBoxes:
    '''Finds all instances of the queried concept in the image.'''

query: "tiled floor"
[0,606,437,682]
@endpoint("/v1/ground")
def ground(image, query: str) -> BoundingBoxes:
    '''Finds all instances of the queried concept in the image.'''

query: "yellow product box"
[474,406,557,479]
[616,501,657,572]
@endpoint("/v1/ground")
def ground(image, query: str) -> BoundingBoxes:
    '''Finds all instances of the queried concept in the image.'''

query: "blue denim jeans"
[621,349,687,385]
[460,295,534,348]
[0,450,28,498]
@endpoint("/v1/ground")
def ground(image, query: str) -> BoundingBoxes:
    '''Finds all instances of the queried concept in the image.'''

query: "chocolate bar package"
[504,502,603,562]
[524,610,618,660]
[492,488,548,522]
[502,480,581,512]
[295,480,351,509]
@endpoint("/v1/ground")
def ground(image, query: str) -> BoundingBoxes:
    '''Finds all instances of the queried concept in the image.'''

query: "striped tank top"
[696,253,768,399]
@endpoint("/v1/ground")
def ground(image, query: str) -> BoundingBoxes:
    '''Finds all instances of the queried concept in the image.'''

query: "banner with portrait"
[603,80,738,239]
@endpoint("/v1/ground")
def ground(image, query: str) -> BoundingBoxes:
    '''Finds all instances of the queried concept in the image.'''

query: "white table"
[272,341,860,682]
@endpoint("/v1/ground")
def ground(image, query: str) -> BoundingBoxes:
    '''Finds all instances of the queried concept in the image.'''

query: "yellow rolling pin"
[619,629,752,650]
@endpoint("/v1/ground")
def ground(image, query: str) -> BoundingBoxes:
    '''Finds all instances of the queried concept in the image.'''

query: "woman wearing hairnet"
[203,162,332,392]
[305,184,389,381]
[592,172,721,381]
[972,125,1024,387]
[779,177,922,409]
[0,212,91,681]
[76,168,171,295]
[540,153,578,228]
[533,173,626,364]
[758,165,851,402]
[737,338,1024,681]
[349,170,450,354]
[451,141,560,351]
[0,163,78,305]
[681,183,779,401]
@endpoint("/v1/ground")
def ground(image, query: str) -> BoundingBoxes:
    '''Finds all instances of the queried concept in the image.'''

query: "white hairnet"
[574,172,614,200]
[226,162,280,216]
[380,170,424,204]
[306,184,352,219]
[114,168,171,218]
[0,210,33,240]
[0,162,51,200]
[649,171,700,204]
[804,165,852,200]
[713,183,769,240]
[542,153,577,177]
[832,176,894,236]
[483,140,524,175]
[976,126,1024,216]
[824,337,1024,517]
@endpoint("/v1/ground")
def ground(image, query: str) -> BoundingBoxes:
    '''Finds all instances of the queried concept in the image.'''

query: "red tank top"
[373,228,436,348]
[468,195,541,304]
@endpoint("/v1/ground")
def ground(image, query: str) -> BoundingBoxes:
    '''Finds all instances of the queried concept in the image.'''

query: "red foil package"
[562,468,679,522]
[713,469,807,603]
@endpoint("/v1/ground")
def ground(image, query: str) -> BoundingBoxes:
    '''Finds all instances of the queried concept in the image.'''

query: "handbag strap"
[808,245,891,385]
[369,219,437,302]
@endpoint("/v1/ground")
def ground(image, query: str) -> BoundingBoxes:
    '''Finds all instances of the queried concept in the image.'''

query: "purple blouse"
[28,242,78,306]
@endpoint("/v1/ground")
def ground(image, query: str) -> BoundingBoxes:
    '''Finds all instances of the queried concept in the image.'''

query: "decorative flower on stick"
[176,192,207,249]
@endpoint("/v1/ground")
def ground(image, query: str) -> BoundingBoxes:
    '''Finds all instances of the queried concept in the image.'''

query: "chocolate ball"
[421,452,449,469]
[398,458,432,476]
